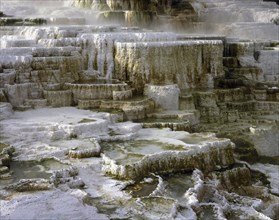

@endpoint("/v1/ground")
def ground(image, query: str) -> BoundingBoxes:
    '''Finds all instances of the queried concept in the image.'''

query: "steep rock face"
[73,0,197,27]
[73,0,195,13]
[106,0,146,11]
[114,40,224,93]
[80,32,177,79]
[0,1,278,220]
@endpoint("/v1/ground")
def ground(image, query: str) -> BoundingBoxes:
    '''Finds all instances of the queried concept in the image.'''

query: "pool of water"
[125,176,159,197]
[101,140,186,165]
[0,158,69,187]
[162,172,194,201]
[179,133,216,145]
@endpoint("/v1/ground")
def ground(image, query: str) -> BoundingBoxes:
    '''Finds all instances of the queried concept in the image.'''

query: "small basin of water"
[102,140,185,160]
[124,140,185,154]
[125,176,159,197]
[0,158,69,187]
[162,172,194,201]
[135,197,176,219]
[179,133,216,145]
[101,140,186,165]
[102,143,144,165]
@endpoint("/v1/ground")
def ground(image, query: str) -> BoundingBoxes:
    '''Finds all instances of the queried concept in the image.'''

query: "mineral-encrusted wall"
[80,32,177,79]
[72,0,197,27]
[73,0,192,12]
[114,40,224,93]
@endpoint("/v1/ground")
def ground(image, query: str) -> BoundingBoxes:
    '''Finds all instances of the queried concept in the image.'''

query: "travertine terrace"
[0,0,278,219]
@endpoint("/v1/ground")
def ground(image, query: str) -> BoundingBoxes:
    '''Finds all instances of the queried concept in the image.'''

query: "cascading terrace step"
[141,110,200,132]
[0,17,86,26]
[0,39,37,48]
[24,99,47,109]
[46,17,86,25]
[255,101,279,111]
[78,97,156,121]
[31,56,82,71]
[226,100,257,112]
[112,89,133,101]
[66,81,130,103]
[231,67,264,82]
[147,110,200,125]
[0,17,47,26]
[0,68,16,87]
[43,89,72,107]
[32,47,82,57]
[0,27,14,37]
[38,38,83,47]
[99,97,155,120]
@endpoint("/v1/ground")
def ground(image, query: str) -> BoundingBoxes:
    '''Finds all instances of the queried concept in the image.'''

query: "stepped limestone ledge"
[0,107,112,144]
[101,128,235,181]
[225,41,279,85]
[72,0,199,27]
[67,138,101,158]
[114,40,224,93]
[73,0,147,11]
[0,107,140,161]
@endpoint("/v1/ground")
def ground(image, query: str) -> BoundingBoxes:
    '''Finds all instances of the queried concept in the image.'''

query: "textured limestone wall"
[106,0,146,11]
[67,83,129,103]
[73,0,169,11]
[80,32,177,79]
[72,0,197,27]
[225,41,279,85]
[115,40,224,93]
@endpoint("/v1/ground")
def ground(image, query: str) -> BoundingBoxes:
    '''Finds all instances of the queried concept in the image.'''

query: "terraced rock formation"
[0,0,278,219]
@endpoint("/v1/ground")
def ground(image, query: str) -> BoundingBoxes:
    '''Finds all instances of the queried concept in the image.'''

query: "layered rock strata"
[0,0,278,219]
[73,0,198,27]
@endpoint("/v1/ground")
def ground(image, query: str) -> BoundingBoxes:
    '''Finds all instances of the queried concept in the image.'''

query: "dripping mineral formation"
[0,0,278,219]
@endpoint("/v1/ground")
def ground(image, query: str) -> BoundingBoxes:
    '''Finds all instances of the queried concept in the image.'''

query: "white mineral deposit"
[0,0,278,219]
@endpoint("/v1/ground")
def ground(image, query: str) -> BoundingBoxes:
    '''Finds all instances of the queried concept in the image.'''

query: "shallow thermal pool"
[101,139,187,165]
[0,158,69,187]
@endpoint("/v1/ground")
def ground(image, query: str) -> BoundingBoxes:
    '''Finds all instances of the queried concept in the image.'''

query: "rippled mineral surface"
[0,0,278,219]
